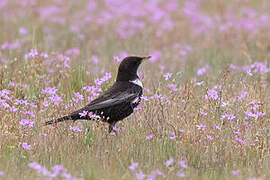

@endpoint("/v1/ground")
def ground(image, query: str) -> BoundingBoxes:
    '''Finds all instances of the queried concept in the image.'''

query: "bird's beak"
[141,56,151,62]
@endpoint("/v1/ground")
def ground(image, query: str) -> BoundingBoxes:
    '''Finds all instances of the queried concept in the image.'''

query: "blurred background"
[1,0,270,73]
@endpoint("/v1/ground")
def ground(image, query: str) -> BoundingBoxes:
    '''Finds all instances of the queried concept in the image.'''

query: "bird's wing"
[86,91,138,110]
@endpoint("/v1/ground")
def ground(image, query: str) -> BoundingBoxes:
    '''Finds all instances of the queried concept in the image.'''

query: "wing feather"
[86,92,138,110]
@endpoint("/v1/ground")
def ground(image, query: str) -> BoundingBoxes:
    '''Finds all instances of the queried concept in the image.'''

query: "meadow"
[1,0,270,179]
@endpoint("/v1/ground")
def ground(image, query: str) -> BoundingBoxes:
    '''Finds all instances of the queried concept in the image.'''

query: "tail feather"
[44,115,74,126]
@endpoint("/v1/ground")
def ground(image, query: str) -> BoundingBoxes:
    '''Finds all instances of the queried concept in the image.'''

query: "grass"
[1,0,270,179]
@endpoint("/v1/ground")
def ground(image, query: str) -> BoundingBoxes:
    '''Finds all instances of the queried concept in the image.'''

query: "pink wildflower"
[176,171,185,177]
[146,134,153,140]
[163,72,172,80]
[22,142,31,150]
[136,170,146,180]
[128,161,138,170]
[20,119,34,128]
[178,160,187,169]
[165,157,174,167]
[69,125,82,132]
[232,170,240,175]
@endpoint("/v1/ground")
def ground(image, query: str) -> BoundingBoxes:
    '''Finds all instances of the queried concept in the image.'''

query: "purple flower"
[196,81,204,86]
[235,137,246,143]
[232,130,239,135]
[88,112,101,119]
[9,81,15,86]
[48,94,63,104]
[169,135,177,140]
[57,54,70,68]
[176,171,185,177]
[248,178,263,180]
[28,162,51,176]
[237,91,248,100]
[79,110,88,117]
[24,48,38,59]
[146,134,153,140]
[150,50,161,62]
[51,164,65,176]
[221,101,229,107]
[73,92,84,100]
[221,113,236,121]
[205,89,218,100]
[112,126,119,132]
[22,142,31,150]
[128,161,138,171]
[28,162,83,179]
[20,119,34,128]
[83,85,102,98]
[136,170,146,180]
[91,55,99,64]
[0,171,4,176]
[196,123,206,131]
[179,49,187,56]
[1,41,20,50]
[206,134,213,140]
[213,85,222,89]
[168,83,178,91]
[168,130,176,139]
[163,72,172,80]
[147,173,156,180]
[40,52,48,58]
[168,130,174,136]
[18,27,28,35]
[94,72,112,86]
[113,56,122,62]
[65,48,80,55]
[244,110,265,120]
[69,125,82,132]
[165,157,174,167]
[197,65,209,76]
[231,170,240,175]
[0,89,11,100]
[41,87,58,95]
[214,124,221,131]
[61,172,73,179]
[41,101,49,107]
[178,160,188,169]
[184,45,192,51]
[178,129,185,133]
[200,109,207,116]
[155,169,163,176]
[23,110,35,117]
[158,64,165,71]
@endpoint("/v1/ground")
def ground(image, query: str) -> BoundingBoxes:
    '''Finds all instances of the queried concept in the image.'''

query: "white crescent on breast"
[129,78,143,88]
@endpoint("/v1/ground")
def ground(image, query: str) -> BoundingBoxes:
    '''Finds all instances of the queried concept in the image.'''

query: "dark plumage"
[45,56,150,132]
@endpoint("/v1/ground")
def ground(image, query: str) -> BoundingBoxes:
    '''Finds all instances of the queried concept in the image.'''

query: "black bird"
[45,56,150,133]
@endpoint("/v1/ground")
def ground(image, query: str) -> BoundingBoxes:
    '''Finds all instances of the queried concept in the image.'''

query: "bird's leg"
[131,97,141,108]
[108,121,118,135]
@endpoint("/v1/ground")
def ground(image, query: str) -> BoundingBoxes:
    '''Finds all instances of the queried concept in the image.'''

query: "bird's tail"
[44,115,73,126]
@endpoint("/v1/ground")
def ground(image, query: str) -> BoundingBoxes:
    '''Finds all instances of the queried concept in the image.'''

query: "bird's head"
[116,56,150,81]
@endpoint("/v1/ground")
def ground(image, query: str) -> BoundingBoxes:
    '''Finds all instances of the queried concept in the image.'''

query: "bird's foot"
[109,131,117,136]
[108,123,119,135]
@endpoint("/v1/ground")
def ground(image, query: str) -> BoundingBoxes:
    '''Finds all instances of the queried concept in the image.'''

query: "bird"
[45,56,150,133]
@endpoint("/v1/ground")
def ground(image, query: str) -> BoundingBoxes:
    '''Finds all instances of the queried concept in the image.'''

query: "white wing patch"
[130,78,143,88]
[131,96,140,104]
[93,94,135,106]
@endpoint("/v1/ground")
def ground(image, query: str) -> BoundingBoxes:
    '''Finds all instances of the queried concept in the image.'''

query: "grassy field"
[1,0,270,179]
